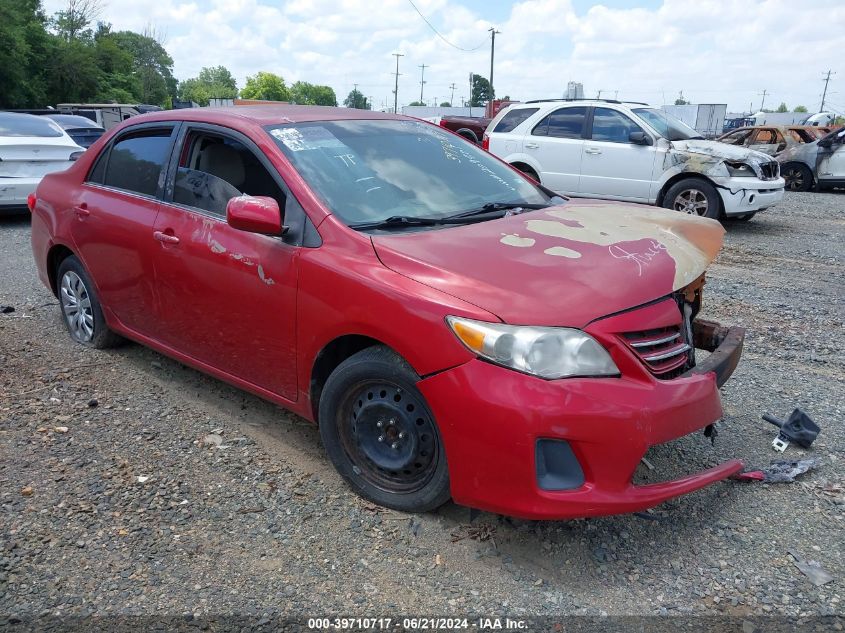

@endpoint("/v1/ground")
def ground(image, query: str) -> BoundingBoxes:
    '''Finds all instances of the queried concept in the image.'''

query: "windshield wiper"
[349,215,442,230]
[350,201,553,231]
[445,201,551,220]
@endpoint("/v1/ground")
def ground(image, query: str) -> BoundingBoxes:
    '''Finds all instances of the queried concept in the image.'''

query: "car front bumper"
[716,177,785,215]
[418,318,745,520]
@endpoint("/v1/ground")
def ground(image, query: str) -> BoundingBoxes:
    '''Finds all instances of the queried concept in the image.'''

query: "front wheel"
[782,162,813,192]
[318,346,451,513]
[662,178,721,219]
[56,256,122,348]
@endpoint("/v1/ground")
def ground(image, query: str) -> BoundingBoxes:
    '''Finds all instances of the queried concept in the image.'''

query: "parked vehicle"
[55,103,162,130]
[777,127,845,191]
[42,114,105,148]
[717,125,830,156]
[30,106,746,520]
[0,112,83,215]
[722,116,755,133]
[484,99,784,221]
[426,115,491,143]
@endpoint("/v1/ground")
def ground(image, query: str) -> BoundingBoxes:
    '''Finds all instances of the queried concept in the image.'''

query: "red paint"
[30,106,744,519]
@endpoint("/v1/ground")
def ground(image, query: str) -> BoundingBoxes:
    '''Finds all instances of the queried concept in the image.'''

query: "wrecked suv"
[31,106,745,520]
[484,100,784,222]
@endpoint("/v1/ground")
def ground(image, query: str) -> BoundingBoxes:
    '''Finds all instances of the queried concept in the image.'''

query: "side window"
[752,129,777,144]
[532,107,587,138]
[102,129,173,197]
[86,148,109,184]
[173,131,286,217]
[590,108,645,144]
[721,130,751,145]
[493,108,539,133]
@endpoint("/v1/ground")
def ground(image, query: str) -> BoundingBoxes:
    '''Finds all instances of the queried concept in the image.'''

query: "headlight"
[725,161,755,177]
[446,316,620,379]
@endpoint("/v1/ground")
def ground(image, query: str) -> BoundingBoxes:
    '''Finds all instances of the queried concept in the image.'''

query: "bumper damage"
[419,317,746,520]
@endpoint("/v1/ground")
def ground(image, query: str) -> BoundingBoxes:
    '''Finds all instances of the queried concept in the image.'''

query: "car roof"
[135,105,407,127]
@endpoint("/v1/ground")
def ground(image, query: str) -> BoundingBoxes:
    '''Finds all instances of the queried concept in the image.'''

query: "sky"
[42,0,845,114]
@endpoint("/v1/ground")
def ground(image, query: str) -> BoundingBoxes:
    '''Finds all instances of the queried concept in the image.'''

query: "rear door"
[525,106,587,194]
[578,107,657,201]
[151,123,300,400]
[70,123,177,336]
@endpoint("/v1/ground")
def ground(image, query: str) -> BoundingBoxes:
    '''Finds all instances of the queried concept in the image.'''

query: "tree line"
[0,0,364,110]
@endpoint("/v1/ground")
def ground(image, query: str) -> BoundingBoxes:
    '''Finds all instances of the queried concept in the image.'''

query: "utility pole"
[418,64,428,103]
[758,89,768,112]
[488,27,501,99]
[468,72,473,116]
[820,70,834,111]
[596,89,603,99]
[392,53,404,114]
[449,83,456,106]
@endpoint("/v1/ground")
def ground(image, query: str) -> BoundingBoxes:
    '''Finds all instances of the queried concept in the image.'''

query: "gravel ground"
[1,193,843,627]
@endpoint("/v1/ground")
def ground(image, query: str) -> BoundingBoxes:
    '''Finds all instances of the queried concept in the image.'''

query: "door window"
[532,107,587,138]
[590,108,645,143]
[719,130,751,145]
[751,129,778,145]
[173,131,286,217]
[101,129,173,197]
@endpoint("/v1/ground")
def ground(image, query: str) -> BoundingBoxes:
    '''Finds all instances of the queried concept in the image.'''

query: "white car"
[484,100,785,221]
[778,127,845,192]
[1,112,83,215]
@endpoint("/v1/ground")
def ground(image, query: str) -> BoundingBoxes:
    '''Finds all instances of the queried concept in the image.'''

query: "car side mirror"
[629,131,650,145]
[226,196,287,236]
[818,138,832,148]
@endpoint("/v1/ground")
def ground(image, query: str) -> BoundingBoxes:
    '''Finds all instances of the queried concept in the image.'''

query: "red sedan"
[29,106,745,519]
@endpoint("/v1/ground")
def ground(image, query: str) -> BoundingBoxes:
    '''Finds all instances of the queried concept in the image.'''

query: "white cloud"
[41,0,845,113]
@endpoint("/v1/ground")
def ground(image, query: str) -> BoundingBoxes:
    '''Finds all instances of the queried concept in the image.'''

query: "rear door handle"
[585,148,602,155]
[524,142,539,149]
[153,231,180,245]
[73,204,89,218]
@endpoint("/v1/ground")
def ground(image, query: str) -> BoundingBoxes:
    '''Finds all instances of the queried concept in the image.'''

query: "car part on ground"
[763,409,820,452]
[30,104,746,519]
[484,100,785,220]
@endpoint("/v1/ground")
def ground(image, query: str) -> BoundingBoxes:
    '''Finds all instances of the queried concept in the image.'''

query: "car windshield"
[633,108,703,141]
[0,112,64,138]
[266,119,549,228]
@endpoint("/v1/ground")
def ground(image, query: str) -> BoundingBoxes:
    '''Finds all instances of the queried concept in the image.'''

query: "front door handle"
[524,142,540,149]
[153,231,180,245]
[73,204,89,218]
[585,148,602,155]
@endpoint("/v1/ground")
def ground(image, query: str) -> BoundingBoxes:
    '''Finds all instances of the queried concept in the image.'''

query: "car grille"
[760,161,779,180]
[622,325,692,379]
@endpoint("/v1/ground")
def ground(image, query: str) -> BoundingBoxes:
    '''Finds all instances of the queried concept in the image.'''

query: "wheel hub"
[355,401,419,470]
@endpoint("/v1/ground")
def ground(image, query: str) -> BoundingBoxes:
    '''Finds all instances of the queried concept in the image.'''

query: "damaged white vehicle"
[778,127,845,192]
[484,100,785,221]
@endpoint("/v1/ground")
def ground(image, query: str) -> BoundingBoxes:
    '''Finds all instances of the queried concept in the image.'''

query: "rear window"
[532,107,587,139]
[0,113,64,138]
[101,129,173,197]
[493,108,539,133]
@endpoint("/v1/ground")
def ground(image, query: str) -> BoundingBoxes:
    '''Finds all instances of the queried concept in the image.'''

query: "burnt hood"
[372,199,725,328]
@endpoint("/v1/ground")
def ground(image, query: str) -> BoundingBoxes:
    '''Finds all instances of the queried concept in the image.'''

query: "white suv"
[484,100,785,221]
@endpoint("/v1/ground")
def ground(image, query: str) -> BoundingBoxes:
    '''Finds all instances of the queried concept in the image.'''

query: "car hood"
[372,199,725,328]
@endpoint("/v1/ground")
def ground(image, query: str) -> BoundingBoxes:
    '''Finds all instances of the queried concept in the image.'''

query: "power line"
[405,0,487,51]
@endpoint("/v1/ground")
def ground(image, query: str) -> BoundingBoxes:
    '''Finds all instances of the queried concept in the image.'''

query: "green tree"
[470,74,493,107]
[290,81,337,106]
[343,89,369,109]
[178,65,238,106]
[93,24,140,103]
[794,105,808,113]
[674,97,689,105]
[776,102,788,113]
[241,71,289,101]
[439,101,451,107]
[408,100,425,106]
[52,0,102,41]
[111,30,176,105]
[0,0,54,108]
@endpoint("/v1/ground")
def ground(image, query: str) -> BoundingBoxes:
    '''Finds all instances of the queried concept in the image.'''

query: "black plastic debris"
[0,305,14,314]
[763,408,820,451]
[733,458,819,483]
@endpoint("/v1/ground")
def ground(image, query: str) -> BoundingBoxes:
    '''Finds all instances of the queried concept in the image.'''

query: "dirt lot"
[1,193,843,627]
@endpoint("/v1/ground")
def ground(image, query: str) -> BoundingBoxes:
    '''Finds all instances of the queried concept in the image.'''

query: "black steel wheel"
[319,346,450,512]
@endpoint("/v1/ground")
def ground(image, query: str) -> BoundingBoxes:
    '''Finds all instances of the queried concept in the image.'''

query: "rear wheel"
[782,162,813,192]
[56,256,122,348]
[662,178,721,219]
[514,164,540,183]
[318,346,450,513]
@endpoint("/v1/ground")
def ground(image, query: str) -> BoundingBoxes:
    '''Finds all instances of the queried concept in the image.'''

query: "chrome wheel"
[60,271,94,342]
[672,189,709,215]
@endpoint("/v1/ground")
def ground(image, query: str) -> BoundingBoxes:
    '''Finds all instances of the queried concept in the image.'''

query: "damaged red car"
[30,106,745,520]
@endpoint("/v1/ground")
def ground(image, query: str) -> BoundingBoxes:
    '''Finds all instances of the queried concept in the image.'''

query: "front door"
[70,124,177,336]
[578,107,657,201]
[817,129,845,184]
[151,125,300,400]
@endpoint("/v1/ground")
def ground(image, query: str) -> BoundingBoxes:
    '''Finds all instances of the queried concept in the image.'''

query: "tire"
[56,256,122,349]
[318,346,451,513]
[662,178,721,219]
[515,164,540,183]
[733,212,756,222]
[782,162,813,192]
